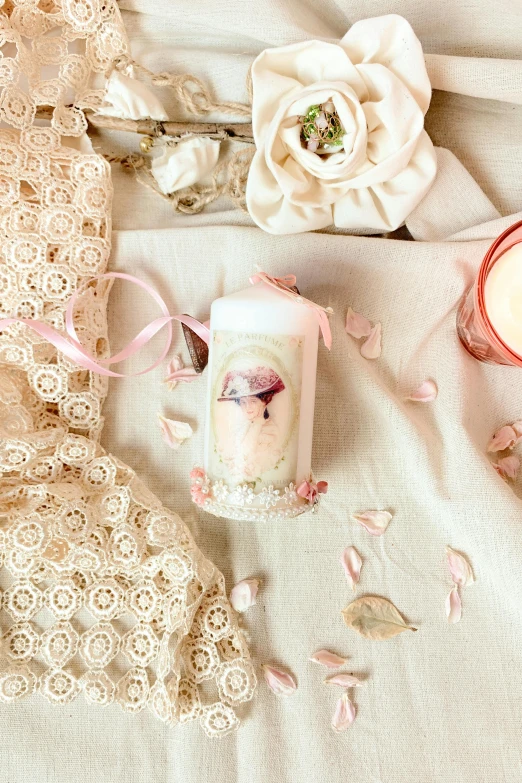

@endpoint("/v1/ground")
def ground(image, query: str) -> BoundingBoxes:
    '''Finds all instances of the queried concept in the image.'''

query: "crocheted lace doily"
[0,0,255,737]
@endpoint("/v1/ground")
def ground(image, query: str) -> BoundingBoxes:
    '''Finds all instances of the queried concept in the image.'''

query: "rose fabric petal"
[164,355,199,390]
[310,650,347,669]
[360,323,382,359]
[262,665,297,695]
[345,308,372,339]
[230,579,260,612]
[325,674,364,688]
[493,455,520,480]
[151,137,220,195]
[98,69,168,121]
[340,546,362,591]
[352,510,392,536]
[406,379,438,402]
[487,425,517,452]
[446,546,474,588]
[331,692,356,732]
[158,415,193,449]
[446,587,462,624]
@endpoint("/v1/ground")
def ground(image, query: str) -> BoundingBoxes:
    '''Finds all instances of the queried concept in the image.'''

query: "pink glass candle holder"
[457,220,522,366]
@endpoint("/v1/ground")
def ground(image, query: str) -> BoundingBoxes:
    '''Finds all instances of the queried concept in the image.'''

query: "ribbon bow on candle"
[249,270,333,350]
[297,479,328,504]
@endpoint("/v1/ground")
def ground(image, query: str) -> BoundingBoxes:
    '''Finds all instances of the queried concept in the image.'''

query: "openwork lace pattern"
[0,0,255,737]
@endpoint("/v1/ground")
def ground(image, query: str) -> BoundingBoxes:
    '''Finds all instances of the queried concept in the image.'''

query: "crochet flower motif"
[246,14,437,235]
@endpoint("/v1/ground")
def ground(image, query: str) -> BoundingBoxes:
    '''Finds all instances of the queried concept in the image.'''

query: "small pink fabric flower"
[297,479,328,504]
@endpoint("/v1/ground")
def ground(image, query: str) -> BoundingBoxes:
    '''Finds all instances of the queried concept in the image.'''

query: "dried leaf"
[487,425,517,452]
[325,673,364,688]
[406,379,438,403]
[262,665,297,696]
[493,455,520,481]
[360,322,381,359]
[331,693,356,732]
[445,587,462,624]
[345,308,372,339]
[230,578,259,612]
[446,546,474,588]
[352,510,392,537]
[164,355,199,390]
[342,595,417,640]
[309,649,347,669]
[340,546,362,591]
[158,414,193,449]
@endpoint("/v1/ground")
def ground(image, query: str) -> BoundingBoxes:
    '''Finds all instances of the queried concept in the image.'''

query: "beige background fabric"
[3,2,522,781]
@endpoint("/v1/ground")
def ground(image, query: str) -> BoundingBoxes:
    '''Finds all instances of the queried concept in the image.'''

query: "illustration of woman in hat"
[217,366,286,479]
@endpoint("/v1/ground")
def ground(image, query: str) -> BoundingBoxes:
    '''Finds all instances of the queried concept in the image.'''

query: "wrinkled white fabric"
[98,69,168,121]
[151,138,221,194]
[246,15,437,234]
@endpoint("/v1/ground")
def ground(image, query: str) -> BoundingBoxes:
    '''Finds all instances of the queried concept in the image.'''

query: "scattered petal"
[331,692,356,732]
[98,68,168,121]
[446,546,474,588]
[345,308,372,339]
[309,650,347,669]
[158,415,193,449]
[493,455,520,481]
[262,665,297,696]
[360,322,381,359]
[487,425,517,452]
[342,595,417,640]
[352,510,392,537]
[230,578,260,613]
[325,674,364,688]
[406,379,438,403]
[445,587,462,624]
[340,546,362,591]
[164,355,199,390]
[512,420,522,441]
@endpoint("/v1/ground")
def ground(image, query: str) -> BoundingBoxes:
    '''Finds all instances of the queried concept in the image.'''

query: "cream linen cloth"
[2,1,522,782]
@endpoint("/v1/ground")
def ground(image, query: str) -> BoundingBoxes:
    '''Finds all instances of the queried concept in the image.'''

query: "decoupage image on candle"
[209,330,303,488]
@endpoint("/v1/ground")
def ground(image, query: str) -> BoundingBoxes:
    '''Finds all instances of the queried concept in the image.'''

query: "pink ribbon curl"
[297,479,328,504]
[249,270,333,350]
[0,273,209,378]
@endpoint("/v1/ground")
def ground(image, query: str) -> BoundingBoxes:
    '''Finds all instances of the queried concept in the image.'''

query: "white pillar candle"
[484,243,522,355]
[190,277,327,521]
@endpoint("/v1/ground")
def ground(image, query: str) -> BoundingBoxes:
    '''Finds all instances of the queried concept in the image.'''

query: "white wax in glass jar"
[203,280,319,509]
[484,243,522,355]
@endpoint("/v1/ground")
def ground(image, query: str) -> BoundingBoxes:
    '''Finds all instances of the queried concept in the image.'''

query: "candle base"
[190,468,318,521]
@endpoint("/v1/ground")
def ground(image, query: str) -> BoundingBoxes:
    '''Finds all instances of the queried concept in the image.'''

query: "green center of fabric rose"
[300,102,345,153]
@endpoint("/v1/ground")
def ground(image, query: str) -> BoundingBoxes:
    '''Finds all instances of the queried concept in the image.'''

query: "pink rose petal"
[445,587,462,624]
[406,379,438,403]
[446,546,474,588]
[158,414,193,449]
[309,649,347,669]
[360,323,382,359]
[230,578,260,612]
[345,308,372,339]
[487,425,517,452]
[493,455,520,481]
[262,665,297,696]
[512,420,522,442]
[340,546,362,591]
[164,355,199,390]
[331,693,356,732]
[352,509,392,537]
[325,674,364,688]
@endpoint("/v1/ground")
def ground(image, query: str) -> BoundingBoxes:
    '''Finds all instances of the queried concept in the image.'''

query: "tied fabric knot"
[250,270,333,350]
[297,480,328,504]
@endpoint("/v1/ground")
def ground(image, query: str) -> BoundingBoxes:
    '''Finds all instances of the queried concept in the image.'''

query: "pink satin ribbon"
[0,273,209,378]
[249,270,333,350]
[297,480,328,504]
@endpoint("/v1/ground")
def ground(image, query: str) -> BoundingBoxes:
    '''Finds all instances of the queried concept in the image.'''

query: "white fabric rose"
[246,14,437,235]
[98,69,168,121]
[151,137,220,194]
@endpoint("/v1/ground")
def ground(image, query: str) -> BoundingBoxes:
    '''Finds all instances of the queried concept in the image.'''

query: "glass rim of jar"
[474,219,522,367]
